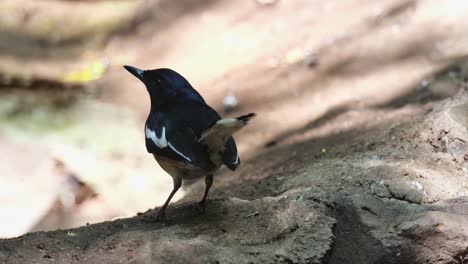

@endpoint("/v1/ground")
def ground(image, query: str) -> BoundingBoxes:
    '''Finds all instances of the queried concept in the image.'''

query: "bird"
[124,65,255,221]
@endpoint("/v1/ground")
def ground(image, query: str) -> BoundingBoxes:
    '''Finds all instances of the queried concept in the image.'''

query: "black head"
[124,65,206,106]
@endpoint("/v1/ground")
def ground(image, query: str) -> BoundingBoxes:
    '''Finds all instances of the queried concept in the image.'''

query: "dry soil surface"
[1,0,468,263]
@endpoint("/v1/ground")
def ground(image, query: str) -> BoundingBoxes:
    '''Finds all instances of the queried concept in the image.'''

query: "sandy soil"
[1,0,468,263]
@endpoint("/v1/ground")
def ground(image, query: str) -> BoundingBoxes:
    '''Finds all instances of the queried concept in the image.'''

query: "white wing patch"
[233,154,239,164]
[168,143,192,162]
[145,125,192,162]
[145,126,167,148]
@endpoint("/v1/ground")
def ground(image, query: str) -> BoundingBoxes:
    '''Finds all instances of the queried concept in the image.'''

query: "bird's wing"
[145,123,215,170]
[145,103,248,172]
[199,113,255,171]
[145,105,219,170]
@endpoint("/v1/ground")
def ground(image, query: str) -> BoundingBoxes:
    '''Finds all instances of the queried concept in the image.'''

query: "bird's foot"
[139,209,167,223]
[196,201,206,214]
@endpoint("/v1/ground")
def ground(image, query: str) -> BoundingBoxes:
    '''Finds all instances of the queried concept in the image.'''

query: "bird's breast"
[153,154,220,180]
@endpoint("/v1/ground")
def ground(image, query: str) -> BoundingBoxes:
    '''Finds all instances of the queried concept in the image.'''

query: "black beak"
[123,65,144,81]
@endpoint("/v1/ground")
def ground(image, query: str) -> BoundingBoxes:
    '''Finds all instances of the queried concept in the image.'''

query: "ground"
[1,0,468,263]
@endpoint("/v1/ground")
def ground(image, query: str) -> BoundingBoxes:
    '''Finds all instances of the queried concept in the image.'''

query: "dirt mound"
[2,87,468,264]
[2,0,468,263]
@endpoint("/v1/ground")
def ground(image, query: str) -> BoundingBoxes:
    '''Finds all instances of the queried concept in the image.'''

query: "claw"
[196,201,206,214]
[140,210,167,222]
[156,211,167,222]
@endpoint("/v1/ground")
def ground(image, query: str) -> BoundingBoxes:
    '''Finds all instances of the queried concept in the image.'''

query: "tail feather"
[199,113,255,151]
[236,113,256,124]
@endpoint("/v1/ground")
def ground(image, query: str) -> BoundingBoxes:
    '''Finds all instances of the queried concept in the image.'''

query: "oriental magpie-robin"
[124,65,255,221]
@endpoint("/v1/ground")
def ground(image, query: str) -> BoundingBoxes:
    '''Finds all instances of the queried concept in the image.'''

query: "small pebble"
[409,181,423,190]
[222,94,239,112]
[420,79,430,88]
[67,232,77,237]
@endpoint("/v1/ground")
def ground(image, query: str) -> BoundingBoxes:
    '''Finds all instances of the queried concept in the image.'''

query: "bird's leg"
[198,174,213,212]
[153,175,182,221]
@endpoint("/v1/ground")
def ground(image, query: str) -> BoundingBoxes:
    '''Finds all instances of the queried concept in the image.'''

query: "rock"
[222,93,239,113]
[387,183,424,204]
[397,197,468,264]
[304,52,319,68]
[330,192,468,264]
[371,181,390,198]
[329,194,407,264]
[429,100,468,162]
[449,102,468,129]
[409,181,423,191]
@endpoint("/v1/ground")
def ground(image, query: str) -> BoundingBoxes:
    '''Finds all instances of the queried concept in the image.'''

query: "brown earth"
[1,0,468,263]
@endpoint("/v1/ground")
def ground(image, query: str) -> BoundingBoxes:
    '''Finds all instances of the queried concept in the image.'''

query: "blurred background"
[1,0,468,238]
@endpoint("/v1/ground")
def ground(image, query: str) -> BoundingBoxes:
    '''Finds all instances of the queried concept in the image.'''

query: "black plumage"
[124,65,255,220]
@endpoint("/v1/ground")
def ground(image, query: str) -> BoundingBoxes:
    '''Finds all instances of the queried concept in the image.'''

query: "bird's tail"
[199,113,255,151]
